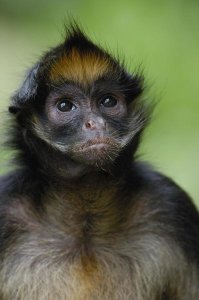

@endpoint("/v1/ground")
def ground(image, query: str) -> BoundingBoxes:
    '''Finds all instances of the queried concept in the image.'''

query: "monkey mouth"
[77,138,114,151]
[72,137,121,166]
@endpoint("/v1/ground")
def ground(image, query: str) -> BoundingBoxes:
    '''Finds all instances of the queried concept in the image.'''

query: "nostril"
[83,117,106,131]
[85,120,95,129]
[85,122,91,129]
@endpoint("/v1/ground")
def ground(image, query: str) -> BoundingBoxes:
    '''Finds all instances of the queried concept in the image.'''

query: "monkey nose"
[85,120,96,129]
[83,117,106,131]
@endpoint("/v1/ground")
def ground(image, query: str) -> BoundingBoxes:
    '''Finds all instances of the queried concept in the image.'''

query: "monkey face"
[31,76,146,169]
[37,80,129,167]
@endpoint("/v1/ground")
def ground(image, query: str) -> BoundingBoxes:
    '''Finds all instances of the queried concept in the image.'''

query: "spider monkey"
[0,24,198,300]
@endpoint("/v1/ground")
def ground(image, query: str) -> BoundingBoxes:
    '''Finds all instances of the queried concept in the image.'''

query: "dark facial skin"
[42,81,128,168]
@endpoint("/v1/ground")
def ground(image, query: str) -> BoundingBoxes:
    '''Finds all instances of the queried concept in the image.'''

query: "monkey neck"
[19,146,133,182]
[41,171,130,240]
[38,143,135,182]
[38,155,131,184]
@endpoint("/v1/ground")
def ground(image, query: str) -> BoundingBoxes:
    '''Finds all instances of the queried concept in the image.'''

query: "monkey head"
[9,26,149,176]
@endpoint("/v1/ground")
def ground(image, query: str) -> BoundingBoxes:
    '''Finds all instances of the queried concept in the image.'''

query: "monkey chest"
[0,229,134,300]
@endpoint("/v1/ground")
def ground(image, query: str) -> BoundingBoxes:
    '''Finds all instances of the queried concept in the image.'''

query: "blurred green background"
[0,0,198,206]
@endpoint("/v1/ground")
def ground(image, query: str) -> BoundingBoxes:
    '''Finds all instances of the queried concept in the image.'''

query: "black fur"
[0,25,199,299]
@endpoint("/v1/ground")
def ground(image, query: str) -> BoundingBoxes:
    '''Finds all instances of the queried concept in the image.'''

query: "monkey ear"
[9,63,40,114]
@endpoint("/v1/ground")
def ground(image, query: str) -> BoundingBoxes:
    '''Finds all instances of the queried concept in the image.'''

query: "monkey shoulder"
[0,170,29,197]
[130,162,199,230]
[0,168,43,201]
[0,172,19,252]
[128,162,199,262]
[0,170,39,251]
[130,161,198,209]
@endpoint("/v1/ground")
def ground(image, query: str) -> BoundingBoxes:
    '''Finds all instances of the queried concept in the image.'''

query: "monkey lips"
[71,137,121,166]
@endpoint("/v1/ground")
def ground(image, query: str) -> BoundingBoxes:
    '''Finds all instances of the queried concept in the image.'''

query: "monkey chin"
[71,138,121,169]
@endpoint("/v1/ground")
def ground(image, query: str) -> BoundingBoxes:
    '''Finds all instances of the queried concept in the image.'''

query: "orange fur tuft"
[49,48,110,86]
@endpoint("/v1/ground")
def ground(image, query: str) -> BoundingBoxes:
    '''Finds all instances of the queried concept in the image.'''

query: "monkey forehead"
[49,48,112,86]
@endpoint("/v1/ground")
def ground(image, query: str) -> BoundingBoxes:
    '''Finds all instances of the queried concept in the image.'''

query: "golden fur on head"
[48,26,118,86]
[50,48,110,86]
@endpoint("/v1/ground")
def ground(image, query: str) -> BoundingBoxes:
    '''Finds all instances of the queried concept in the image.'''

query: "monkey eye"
[57,99,77,112]
[100,96,118,108]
